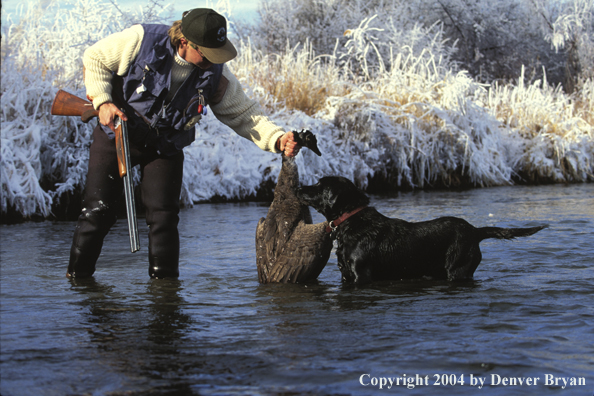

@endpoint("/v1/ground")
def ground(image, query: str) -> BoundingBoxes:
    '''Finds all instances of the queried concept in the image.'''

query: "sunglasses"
[188,42,210,63]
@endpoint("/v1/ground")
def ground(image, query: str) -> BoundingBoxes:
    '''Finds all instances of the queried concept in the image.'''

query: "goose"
[256,130,332,283]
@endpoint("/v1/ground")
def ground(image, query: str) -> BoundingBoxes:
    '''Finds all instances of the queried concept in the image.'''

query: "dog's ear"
[325,177,369,218]
[333,188,369,212]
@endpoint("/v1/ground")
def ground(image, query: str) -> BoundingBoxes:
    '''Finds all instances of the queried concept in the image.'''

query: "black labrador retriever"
[297,176,547,284]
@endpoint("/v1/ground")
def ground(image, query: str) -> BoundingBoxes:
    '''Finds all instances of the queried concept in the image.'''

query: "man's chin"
[197,62,213,70]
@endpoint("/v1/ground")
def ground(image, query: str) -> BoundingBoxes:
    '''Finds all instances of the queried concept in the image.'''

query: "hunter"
[68,8,301,279]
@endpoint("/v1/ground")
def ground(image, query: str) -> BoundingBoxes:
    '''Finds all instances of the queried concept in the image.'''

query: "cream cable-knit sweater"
[83,24,284,153]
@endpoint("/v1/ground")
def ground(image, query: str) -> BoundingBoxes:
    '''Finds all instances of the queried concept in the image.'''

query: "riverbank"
[2,0,592,222]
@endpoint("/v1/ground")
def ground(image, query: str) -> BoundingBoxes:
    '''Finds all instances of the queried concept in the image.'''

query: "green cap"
[181,8,237,64]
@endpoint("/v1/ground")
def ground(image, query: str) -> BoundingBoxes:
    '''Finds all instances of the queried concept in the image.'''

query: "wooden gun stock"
[115,121,128,178]
[51,89,99,123]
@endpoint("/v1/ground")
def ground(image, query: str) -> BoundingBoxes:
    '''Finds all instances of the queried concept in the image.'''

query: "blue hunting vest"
[106,24,223,156]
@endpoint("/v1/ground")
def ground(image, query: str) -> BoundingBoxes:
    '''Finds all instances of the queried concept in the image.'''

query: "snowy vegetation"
[1,0,593,220]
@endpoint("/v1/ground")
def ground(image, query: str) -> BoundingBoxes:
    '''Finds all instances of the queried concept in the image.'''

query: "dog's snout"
[296,186,318,206]
[296,186,309,200]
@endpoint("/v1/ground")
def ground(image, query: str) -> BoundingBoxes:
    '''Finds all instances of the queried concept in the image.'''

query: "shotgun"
[51,90,140,253]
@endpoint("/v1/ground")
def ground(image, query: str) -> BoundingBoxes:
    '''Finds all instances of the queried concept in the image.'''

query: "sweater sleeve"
[83,25,144,110]
[210,65,285,153]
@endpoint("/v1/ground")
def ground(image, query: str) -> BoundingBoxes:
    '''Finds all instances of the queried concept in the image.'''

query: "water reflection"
[255,278,484,315]
[69,278,197,394]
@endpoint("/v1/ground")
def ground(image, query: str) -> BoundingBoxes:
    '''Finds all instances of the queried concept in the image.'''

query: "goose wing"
[263,222,332,283]
[256,196,308,283]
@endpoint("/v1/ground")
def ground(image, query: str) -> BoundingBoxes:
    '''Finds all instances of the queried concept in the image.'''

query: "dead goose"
[256,130,332,283]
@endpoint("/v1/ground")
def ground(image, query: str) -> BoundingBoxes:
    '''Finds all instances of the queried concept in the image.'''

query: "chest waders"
[68,25,221,279]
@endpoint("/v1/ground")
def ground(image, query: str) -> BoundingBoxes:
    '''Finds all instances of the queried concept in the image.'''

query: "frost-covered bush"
[256,0,593,86]
[231,16,593,190]
[538,0,594,91]
[409,0,563,84]
[1,0,593,221]
[1,0,172,220]
[256,0,460,80]
[488,69,594,183]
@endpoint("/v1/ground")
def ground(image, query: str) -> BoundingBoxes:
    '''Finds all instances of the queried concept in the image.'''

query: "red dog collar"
[326,206,367,233]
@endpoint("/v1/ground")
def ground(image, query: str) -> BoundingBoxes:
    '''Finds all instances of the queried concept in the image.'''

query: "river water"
[1,184,593,396]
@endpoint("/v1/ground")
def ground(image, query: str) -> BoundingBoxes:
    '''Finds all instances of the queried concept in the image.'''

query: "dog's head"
[297,176,370,221]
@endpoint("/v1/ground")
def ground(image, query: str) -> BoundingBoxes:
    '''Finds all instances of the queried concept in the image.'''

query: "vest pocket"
[127,64,167,118]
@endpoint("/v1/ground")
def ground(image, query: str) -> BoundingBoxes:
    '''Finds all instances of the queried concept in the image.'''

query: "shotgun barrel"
[115,118,140,253]
[51,90,140,253]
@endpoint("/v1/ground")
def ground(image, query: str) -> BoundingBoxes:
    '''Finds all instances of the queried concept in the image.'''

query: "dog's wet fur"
[297,176,547,284]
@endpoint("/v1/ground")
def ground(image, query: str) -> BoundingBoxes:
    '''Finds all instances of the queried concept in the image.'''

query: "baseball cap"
[181,8,237,64]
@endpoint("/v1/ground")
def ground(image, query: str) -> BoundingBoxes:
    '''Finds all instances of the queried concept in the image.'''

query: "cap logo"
[217,27,226,42]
